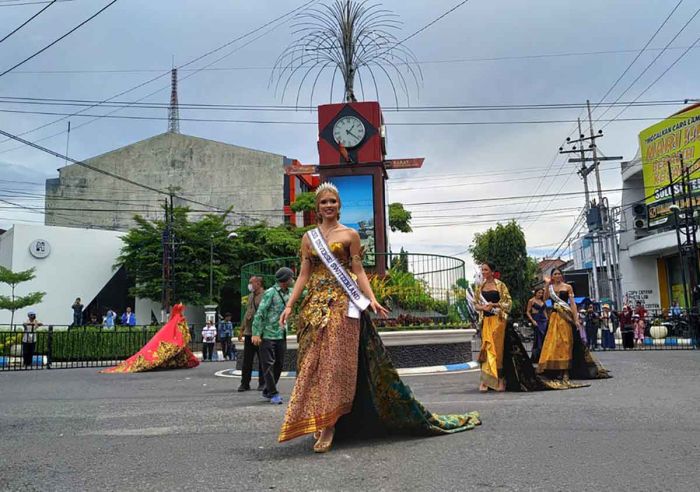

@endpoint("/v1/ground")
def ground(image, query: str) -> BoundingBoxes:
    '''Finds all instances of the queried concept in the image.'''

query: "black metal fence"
[0,324,241,371]
[511,317,697,352]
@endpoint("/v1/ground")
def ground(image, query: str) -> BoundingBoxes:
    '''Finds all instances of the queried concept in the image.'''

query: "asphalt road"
[0,351,698,491]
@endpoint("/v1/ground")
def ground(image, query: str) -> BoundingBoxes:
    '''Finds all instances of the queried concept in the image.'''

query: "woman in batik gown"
[278,183,480,453]
[475,263,579,392]
[102,303,199,373]
[536,268,611,381]
[475,262,511,392]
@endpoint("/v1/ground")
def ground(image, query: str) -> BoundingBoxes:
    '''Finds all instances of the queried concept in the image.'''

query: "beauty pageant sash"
[549,284,586,339]
[549,285,571,312]
[308,227,371,319]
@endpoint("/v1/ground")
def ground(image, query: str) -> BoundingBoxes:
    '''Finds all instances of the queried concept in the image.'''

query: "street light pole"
[209,236,214,304]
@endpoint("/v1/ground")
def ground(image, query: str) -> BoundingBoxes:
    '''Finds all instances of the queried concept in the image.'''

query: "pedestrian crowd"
[70,298,138,328]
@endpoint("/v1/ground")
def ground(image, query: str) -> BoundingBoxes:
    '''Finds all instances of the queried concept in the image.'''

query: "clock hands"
[345,128,360,140]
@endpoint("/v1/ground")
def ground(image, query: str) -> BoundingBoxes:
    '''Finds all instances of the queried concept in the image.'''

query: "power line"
[0,127,233,215]
[0,107,692,126]
[594,6,700,124]
[0,95,692,112]
[593,0,684,112]
[0,0,319,151]
[405,187,634,207]
[394,0,470,47]
[518,3,689,237]
[0,0,56,44]
[4,45,699,74]
[0,0,74,6]
[0,0,120,78]
[602,33,700,130]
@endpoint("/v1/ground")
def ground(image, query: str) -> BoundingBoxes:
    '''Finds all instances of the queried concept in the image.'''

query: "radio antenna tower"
[168,67,180,134]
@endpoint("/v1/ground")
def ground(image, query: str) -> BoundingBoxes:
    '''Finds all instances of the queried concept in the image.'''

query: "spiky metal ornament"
[271,0,422,106]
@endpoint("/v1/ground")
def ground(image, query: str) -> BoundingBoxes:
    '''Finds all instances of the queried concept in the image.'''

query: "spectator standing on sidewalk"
[252,267,293,405]
[600,304,616,350]
[121,307,136,326]
[202,318,217,361]
[22,311,43,367]
[218,312,235,361]
[103,308,116,329]
[620,305,635,349]
[633,301,647,347]
[71,298,83,327]
[238,276,265,392]
[584,304,600,350]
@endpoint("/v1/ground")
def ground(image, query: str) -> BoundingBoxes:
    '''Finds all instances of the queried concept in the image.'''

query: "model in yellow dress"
[537,268,611,380]
[475,262,512,392]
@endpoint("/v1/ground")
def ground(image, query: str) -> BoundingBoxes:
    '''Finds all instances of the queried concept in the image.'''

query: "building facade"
[618,104,700,311]
[45,132,293,231]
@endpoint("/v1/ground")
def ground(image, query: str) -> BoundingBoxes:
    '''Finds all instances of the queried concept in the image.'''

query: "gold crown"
[315,182,339,196]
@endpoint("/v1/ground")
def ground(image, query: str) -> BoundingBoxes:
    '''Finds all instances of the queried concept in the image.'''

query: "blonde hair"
[315,182,341,223]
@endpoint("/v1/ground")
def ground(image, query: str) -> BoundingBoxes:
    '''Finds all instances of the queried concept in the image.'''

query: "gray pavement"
[0,351,698,491]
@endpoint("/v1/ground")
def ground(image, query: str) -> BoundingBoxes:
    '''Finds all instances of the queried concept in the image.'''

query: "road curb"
[214,361,479,379]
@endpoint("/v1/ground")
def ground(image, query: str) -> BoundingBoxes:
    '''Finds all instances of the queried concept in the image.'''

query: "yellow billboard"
[640,104,700,227]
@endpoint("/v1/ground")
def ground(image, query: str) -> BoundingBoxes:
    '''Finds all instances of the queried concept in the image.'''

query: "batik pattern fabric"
[501,321,587,391]
[475,280,511,390]
[278,242,480,442]
[477,296,506,390]
[102,304,199,373]
[537,307,574,372]
[537,300,611,380]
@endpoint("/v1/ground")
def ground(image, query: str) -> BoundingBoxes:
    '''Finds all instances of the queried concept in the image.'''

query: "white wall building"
[0,224,205,327]
[0,224,122,326]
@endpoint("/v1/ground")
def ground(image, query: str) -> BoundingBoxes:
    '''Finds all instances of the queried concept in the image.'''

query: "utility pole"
[587,100,616,306]
[560,119,599,301]
[561,110,624,305]
[161,197,170,322]
[161,188,177,322]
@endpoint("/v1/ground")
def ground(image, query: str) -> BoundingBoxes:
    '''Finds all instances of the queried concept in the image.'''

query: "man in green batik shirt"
[252,267,293,405]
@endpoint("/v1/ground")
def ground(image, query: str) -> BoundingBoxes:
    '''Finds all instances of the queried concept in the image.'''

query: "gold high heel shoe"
[313,428,335,453]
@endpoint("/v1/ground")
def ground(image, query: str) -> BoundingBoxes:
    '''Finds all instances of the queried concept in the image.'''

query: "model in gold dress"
[278,183,481,453]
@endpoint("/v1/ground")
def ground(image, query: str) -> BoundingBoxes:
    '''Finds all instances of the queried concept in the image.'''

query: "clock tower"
[317,102,388,270]
[286,100,423,274]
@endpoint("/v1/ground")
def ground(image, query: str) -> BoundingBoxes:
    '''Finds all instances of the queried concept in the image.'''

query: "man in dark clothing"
[584,304,599,350]
[71,298,83,327]
[237,276,265,392]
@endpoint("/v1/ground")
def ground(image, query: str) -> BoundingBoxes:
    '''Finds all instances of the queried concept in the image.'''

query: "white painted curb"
[214,361,479,379]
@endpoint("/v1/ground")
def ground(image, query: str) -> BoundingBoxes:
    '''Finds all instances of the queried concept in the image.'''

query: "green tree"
[0,266,45,329]
[469,221,536,316]
[116,207,239,306]
[290,191,316,213]
[116,208,311,308]
[390,247,409,272]
[388,202,412,233]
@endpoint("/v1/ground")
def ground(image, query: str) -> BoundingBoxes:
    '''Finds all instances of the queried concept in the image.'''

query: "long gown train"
[278,242,480,443]
[102,304,199,373]
[537,303,611,380]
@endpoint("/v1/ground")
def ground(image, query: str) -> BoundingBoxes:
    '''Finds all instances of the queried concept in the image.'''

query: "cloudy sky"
[0,0,698,271]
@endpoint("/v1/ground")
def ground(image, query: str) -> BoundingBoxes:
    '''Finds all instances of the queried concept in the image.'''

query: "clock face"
[332,116,366,148]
